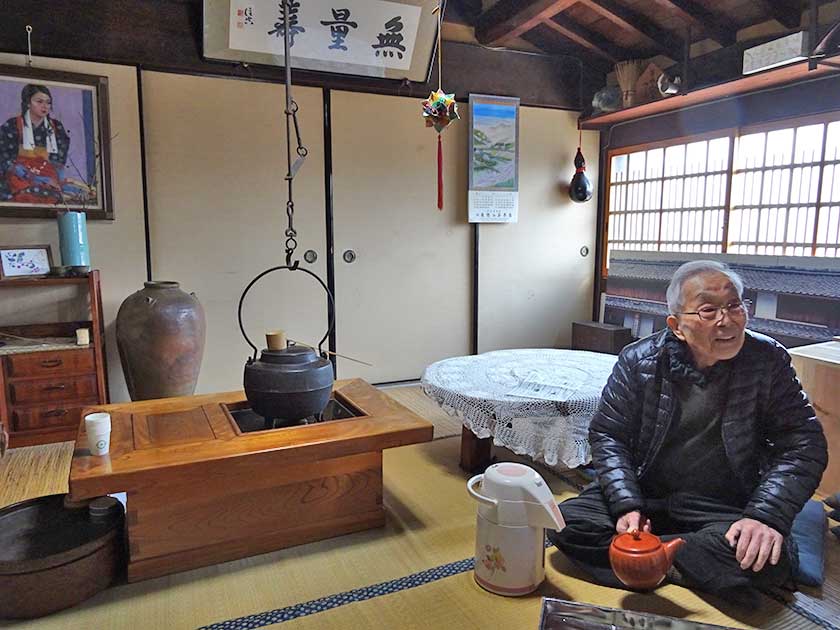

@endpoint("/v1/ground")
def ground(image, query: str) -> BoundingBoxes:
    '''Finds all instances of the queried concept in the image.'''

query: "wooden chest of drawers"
[1,347,105,447]
[0,271,108,448]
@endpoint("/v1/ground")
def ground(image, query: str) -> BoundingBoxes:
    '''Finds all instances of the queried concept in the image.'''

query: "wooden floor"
[1,384,839,630]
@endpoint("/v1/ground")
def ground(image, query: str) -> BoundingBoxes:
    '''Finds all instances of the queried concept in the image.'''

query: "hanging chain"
[282,0,308,267]
[26,25,33,66]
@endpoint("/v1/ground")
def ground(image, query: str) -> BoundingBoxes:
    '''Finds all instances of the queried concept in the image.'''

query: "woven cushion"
[791,500,828,587]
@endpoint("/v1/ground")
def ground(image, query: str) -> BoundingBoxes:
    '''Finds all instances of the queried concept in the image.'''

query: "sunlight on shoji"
[685,141,708,174]
[794,124,824,163]
[821,164,840,203]
[664,144,685,176]
[791,166,820,204]
[628,151,646,181]
[825,122,840,161]
[761,168,790,205]
[736,133,765,169]
[708,137,730,170]
[766,128,794,166]
[611,154,628,182]
[816,205,840,253]
[646,148,663,178]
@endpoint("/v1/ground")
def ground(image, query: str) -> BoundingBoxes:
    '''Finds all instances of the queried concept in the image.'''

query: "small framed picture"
[0,244,53,279]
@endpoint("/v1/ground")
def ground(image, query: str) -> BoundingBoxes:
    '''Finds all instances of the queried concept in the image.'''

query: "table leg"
[459,425,493,472]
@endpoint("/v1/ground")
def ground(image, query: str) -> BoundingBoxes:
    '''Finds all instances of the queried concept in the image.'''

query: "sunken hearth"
[224,395,365,433]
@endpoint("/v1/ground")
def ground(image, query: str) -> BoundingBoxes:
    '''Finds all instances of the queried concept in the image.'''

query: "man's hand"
[725,518,783,572]
[616,510,651,534]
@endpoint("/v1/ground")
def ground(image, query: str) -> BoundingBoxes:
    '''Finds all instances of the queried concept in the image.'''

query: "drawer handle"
[40,359,64,368]
[42,409,68,417]
[43,384,67,392]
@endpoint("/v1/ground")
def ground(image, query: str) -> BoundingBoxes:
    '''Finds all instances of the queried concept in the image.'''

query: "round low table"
[422,349,617,470]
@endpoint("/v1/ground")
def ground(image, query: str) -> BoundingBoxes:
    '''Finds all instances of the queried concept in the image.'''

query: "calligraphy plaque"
[203,0,440,82]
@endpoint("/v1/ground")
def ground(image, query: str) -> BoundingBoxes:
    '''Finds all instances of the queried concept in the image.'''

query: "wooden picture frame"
[0,64,113,220]
[0,244,53,279]
[203,0,441,83]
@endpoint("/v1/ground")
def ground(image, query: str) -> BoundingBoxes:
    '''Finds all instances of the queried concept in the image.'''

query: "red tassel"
[437,134,443,211]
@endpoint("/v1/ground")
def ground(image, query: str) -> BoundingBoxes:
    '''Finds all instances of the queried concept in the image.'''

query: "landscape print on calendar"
[470,97,519,190]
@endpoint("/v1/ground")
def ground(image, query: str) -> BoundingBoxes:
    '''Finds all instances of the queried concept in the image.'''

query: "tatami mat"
[1,388,838,630]
[379,384,463,439]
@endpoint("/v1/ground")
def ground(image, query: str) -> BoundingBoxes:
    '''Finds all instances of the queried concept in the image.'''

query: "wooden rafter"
[579,0,685,60]
[475,0,576,45]
[544,14,628,62]
[753,0,802,29]
[519,28,613,76]
[648,0,737,44]
[443,0,484,27]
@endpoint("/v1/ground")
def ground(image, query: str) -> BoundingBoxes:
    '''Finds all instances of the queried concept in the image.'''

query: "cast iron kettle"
[238,265,335,427]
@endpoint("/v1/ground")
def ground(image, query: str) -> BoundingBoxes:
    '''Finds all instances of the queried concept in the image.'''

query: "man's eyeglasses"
[676,299,752,322]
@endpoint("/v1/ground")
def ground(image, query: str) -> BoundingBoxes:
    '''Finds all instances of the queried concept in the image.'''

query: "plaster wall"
[1,59,598,397]
[478,108,599,351]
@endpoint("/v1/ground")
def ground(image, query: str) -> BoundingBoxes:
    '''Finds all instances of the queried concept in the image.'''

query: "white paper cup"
[85,412,111,456]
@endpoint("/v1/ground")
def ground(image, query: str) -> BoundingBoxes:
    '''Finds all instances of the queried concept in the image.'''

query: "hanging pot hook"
[237,266,334,360]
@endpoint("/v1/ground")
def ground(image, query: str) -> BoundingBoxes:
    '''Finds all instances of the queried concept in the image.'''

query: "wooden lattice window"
[605,113,840,260]
[606,135,732,262]
[729,118,840,256]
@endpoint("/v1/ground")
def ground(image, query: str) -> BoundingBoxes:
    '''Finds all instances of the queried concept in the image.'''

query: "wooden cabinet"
[572,321,633,355]
[789,340,840,497]
[0,271,108,447]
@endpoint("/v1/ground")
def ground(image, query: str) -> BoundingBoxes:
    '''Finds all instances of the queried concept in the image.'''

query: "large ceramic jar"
[116,281,206,401]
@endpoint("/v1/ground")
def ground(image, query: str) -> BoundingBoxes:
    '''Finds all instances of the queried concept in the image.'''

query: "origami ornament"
[422,3,459,210]
[422,89,459,133]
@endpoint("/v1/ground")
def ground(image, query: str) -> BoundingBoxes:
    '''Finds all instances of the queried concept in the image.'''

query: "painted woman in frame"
[0,83,84,205]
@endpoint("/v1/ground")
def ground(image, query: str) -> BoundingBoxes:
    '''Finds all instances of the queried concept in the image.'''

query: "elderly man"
[549,260,827,599]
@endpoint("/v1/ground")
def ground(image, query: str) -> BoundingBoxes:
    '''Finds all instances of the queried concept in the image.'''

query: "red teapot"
[609,530,685,590]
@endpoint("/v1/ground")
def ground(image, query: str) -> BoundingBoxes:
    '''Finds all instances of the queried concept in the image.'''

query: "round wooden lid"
[0,494,123,574]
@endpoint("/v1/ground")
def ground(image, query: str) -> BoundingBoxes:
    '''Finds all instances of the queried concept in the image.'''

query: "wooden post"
[460,425,493,472]
[88,270,109,403]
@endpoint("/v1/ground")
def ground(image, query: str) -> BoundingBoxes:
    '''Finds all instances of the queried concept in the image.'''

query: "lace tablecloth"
[421,349,617,469]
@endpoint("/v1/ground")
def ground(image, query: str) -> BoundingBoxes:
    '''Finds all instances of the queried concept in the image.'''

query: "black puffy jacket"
[589,328,827,536]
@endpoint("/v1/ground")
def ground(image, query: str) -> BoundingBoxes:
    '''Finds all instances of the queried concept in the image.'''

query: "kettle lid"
[259,345,324,366]
[612,530,661,554]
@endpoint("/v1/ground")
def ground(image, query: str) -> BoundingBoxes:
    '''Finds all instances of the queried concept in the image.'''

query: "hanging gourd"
[421,2,459,210]
[569,130,593,203]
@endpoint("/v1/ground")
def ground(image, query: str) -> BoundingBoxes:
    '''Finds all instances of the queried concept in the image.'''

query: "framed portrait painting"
[203,0,440,82]
[0,64,113,220]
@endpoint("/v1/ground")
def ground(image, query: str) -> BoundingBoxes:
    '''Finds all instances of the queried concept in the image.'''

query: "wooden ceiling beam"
[544,14,629,63]
[648,0,737,45]
[443,0,484,27]
[475,0,576,45]
[520,29,613,76]
[753,0,802,30]
[579,0,684,60]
